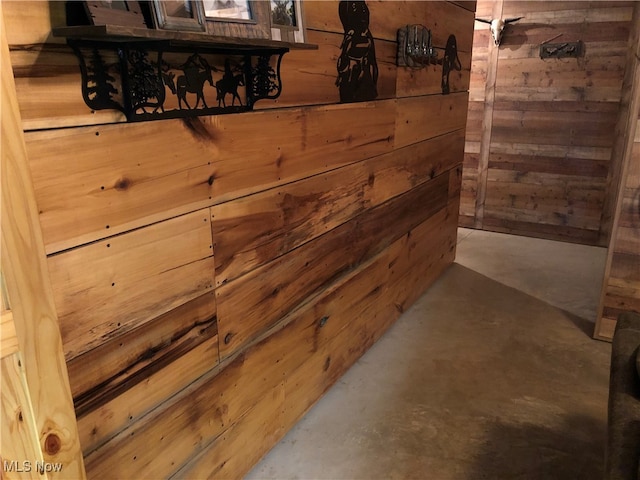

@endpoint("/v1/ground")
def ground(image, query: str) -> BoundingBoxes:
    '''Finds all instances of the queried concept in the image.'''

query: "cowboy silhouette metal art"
[336,0,378,103]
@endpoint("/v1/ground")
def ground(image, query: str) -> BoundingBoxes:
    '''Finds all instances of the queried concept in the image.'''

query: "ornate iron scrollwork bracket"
[67,39,287,122]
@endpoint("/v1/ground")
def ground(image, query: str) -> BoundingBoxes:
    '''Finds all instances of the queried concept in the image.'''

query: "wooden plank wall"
[595,2,640,340]
[4,1,474,477]
[1,2,85,476]
[461,0,634,245]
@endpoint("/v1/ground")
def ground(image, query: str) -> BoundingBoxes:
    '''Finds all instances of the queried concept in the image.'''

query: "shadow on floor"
[562,309,599,339]
[468,414,606,480]
[246,263,611,480]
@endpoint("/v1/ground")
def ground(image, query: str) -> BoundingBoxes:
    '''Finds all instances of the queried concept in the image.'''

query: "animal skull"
[475,17,523,46]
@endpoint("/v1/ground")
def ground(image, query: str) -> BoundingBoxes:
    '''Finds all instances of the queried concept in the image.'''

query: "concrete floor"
[246,228,612,480]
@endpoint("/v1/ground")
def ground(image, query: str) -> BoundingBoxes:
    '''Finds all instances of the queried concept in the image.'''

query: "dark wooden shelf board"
[52,25,318,51]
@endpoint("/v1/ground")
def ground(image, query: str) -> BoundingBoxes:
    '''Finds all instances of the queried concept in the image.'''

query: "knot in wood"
[44,433,62,455]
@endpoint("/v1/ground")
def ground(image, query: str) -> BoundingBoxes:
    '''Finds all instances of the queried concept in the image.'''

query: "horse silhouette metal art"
[67,40,288,121]
[176,54,215,110]
[216,59,245,107]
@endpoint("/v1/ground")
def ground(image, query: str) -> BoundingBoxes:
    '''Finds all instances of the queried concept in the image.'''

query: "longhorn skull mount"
[475,16,523,46]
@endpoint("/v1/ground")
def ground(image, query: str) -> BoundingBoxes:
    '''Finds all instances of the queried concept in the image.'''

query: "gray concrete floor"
[246,228,612,480]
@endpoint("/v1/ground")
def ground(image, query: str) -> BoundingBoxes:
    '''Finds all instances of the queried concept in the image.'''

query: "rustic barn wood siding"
[5,1,473,477]
[461,0,634,245]
[595,2,640,340]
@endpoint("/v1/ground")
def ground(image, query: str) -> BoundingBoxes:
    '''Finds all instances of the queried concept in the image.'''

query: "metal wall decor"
[439,34,461,95]
[68,39,285,121]
[540,41,584,59]
[397,24,437,68]
[336,0,378,103]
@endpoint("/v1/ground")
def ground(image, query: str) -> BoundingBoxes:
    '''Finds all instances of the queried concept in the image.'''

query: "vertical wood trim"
[594,3,640,340]
[474,0,503,228]
[1,353,46,480]
[0,4,86,478]
[599,2,640,247]
[1,310,18,359]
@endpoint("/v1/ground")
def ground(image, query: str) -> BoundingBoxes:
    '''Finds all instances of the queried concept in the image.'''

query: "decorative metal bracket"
[67,39,287,122]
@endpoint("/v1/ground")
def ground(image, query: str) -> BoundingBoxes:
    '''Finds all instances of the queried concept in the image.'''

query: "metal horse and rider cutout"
[216,59,245,108]
[176,54,215,110]
[68,40,285,122]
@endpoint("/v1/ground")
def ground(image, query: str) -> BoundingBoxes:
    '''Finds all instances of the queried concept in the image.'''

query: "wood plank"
[491,109,618,148]
[212,130,465,286]
[464,103,484,142]
[171,383,287,480]
[67,291,217,406]
[83,305,307,478]
[256,30,397,110]
[449,1,477,13]
[27,101,396,254]
[487,169,607,191]
[490,142,613,162]
[607,252,640,280]
[176,202,457,480]
[474,0,502,229]
[76,321,219,416]
[502,2,633,15]
[594,315,617,341]
[396,51,472,98]
[48,210,215,360]
[216,171,451,359]
[78,333,220,455]
[1,310,18,359]
[497,57,625,90]
[488,152,609,178]
[275,203,458,472]
[500,42,626,63]
[500,6,633,24]
[493,101,621,115]
[7,3,473,128]
[1,353,43,480]
[605,277,640,305]
[600,1,640,244]
[501,21,631,50]
[595,2,640,338]
[483,204,602,231]
[85,201,457,480]
[493,85,624,103]
[3,0,67,46]
[395,92,469,148]
[481,216,601,245]
[0,3,86,475]
[11,45,125,130]
[11,31,392,126]
[304,1,475,52]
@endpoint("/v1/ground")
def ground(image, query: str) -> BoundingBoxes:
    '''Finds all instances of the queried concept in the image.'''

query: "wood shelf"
[51,24,316,122]
[52,25,318,51]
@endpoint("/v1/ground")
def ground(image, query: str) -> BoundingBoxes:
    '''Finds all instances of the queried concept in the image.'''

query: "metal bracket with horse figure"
[65,39,288,122]
[216,59,245,107]
[176,53,217,109]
